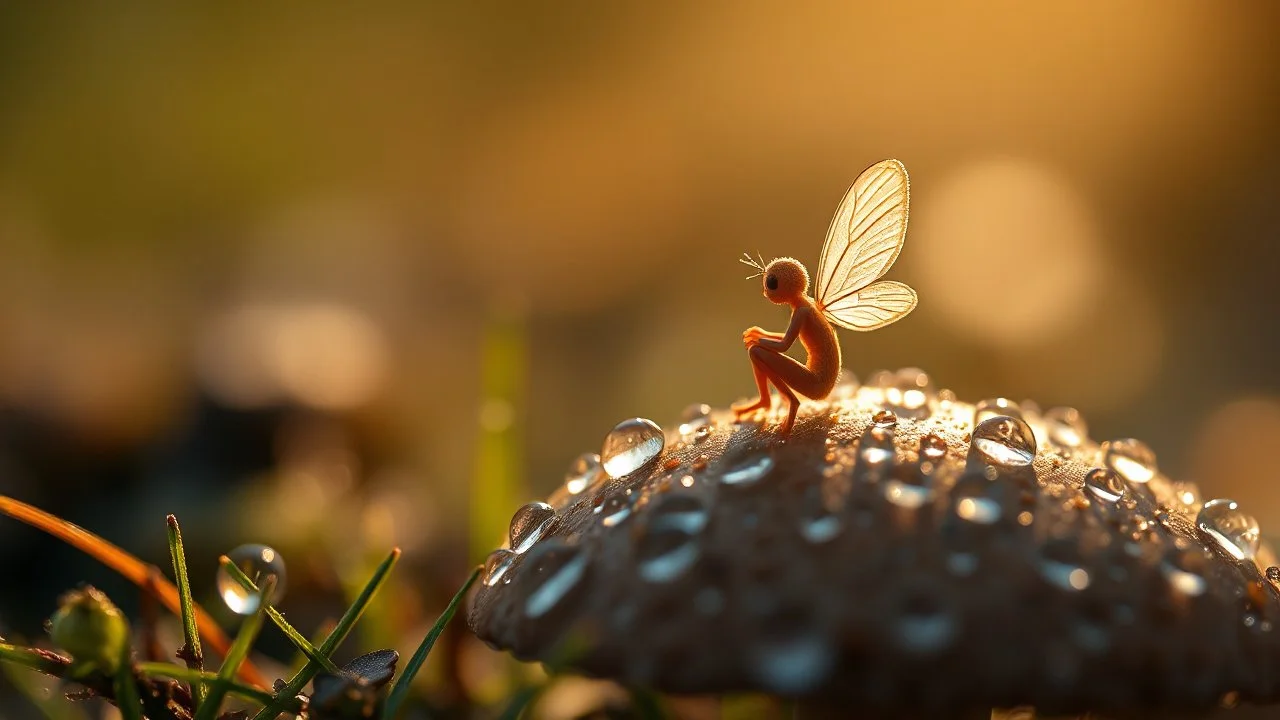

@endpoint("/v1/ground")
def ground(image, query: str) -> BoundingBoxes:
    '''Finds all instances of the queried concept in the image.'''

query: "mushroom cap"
[468,372,1280,717]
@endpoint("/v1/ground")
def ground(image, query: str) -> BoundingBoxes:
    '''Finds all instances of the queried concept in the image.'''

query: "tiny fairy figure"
[734,159,918,435]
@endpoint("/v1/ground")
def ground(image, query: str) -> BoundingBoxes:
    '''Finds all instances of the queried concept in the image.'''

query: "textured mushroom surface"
[468,370,1280,717]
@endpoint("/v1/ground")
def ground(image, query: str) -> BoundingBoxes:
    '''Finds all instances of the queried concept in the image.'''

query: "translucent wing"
[814,159,910,312]
[821,280,917,332]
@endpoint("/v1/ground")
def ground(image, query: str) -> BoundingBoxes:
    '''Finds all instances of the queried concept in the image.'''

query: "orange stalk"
[0,495,268,689]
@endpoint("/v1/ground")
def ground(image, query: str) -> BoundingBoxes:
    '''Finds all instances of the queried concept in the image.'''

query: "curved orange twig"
[0,495,269,689]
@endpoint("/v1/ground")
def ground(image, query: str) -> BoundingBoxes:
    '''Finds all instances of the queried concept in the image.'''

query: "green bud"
[49,586,130,676]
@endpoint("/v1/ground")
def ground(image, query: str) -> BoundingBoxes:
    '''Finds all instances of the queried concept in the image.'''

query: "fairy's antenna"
[740,252,766,279]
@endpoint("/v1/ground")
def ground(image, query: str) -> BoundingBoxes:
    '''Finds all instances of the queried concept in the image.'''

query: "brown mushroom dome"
[467,369,1280,718]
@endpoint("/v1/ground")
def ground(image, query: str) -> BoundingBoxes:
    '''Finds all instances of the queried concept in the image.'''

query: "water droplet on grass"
[601,418,664,478]
[217,544,287,615]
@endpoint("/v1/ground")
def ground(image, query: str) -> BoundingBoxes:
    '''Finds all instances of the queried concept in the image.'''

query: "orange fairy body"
[734,159,919,435]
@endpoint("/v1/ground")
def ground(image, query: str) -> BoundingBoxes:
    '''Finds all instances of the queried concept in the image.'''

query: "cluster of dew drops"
[479,368,1277,627]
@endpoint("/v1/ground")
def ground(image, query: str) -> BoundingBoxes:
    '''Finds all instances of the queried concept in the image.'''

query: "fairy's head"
[741,253,809,304]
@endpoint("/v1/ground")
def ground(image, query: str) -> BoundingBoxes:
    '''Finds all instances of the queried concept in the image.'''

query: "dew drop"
[920,434,947,460]
[1042,406,1088,448]
[1196,498,1260,561]
[636,495,709,583]
[1039,539,1091,591]
[1161,546,1209,597]
[950,474,1002,525]
[872,409,898,428]
[601,418,665,478]
[482,549,516,587]
[678,404,713,443]
[858,426,895,467]
[508,502,557,553]
[594,490,633,527]
[881,367,935,415]
[885,457,933,509]
[971,415,1037,467]
[975,397,1023,424]
[564,453,600,495]
[797,484,842,544]
[1103,438,1157,485]
[719,452,776,486]
[749,611,834,695]
[894,587,957,654]
[217,544,287,615]
[522,543,589,619]
[1084,468,1125,504]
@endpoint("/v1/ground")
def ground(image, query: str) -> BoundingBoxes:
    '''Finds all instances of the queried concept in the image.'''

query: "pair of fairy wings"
[814,159,918,332]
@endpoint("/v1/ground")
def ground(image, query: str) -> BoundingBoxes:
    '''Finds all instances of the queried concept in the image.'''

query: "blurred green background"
[1,2,1279,717]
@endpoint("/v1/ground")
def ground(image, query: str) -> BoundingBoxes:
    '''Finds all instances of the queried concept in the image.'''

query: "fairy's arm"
[749,307,806,351]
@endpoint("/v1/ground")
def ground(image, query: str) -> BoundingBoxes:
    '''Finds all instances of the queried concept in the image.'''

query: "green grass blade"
[470,311,528,562]
[251,547,401,720]
[137,662,294,709]
[382,566,480,720]
[112,647,142,720]
[0,643,65,675]
[218,556,340,673]
[165,515,206,708]
[196,578,274,720]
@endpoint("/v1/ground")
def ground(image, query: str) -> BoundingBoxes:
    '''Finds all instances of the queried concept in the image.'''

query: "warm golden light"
[913,157,1103,348]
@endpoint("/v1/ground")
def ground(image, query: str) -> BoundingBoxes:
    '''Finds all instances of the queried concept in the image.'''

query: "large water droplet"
[1084,468,1125,504]
[950,474,1002,524]
[636,495,709,583]
[872,409,898,428]
[564,453,600,495]
[1197,498,1260,561]
[601,418,665,478]
[719,452,775,486]
[971,416,1037,467]
[482,549,517,587]
[1103,438,1157,484]
[594,490,633,527]
[1043,407,1088,448]
[522,543,589,619]
[217,544,287,615]
[508,502,557,553]
[975,397,1023,424]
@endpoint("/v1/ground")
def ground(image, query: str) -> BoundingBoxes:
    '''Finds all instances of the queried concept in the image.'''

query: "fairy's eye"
[766,274,778,290]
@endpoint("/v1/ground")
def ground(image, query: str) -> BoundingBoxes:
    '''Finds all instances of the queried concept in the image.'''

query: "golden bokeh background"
[1,2,1280,713]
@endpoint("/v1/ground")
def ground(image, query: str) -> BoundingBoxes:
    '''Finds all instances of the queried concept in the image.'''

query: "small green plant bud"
[48,585,130,676]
